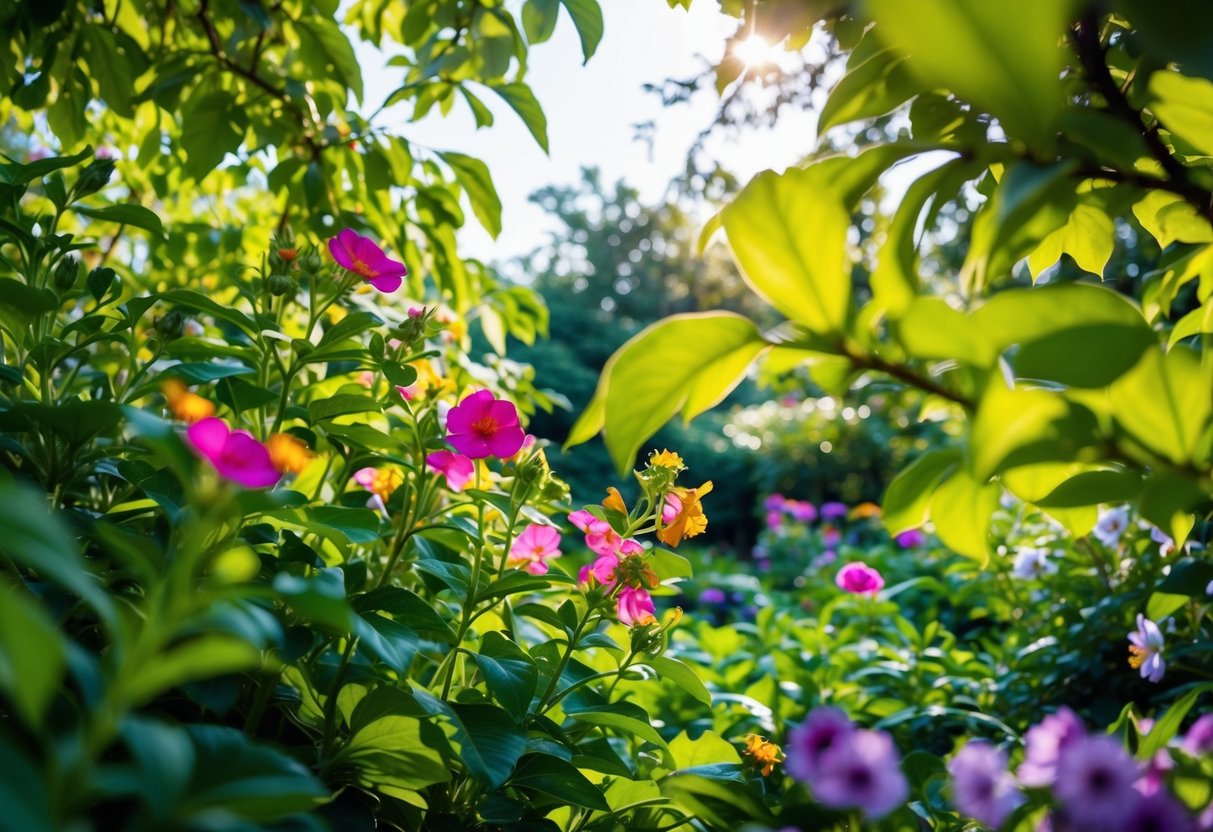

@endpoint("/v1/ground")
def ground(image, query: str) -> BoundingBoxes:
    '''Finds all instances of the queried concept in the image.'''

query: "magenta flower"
[785,499,818,523]
[508,524,562,575]
[763,493,786,512]
[1181,714,1213,756]
[765,510,784,530]
[617,586,656,626]
[1053,735,1140,829]
[786,707,854,783]
[327,228,407,293]
[811,729,909,819]
[1017,707,1086,788]
[569,508,622,556]
[895,529,925,549]
[820,501,848,521]
[836,562,884,596]
[579,553,619,588]
[187,418,280,488]
[948,741,1024,829]
[1129,613,1167,683]
[444,390,525,460]
[426,450,475,492]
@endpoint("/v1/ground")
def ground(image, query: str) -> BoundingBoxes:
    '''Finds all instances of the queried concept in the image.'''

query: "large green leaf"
[0,584,66,728]
[1027,200,1115,281]
[487,83,549,154]
[1109,346,1213,464]
[818,47,920,135]
[1147,70,1213,157]
[339,714,452,792]
[471,632,538,719]
[559,0,603,63]
[74,202,165,238]
[864,0,1074,148]
[510,753,610,811]
[449,703,528,790]
[295,16,364,103]
[438,151,503,238]
[881,448,961,535]
[969,383,1099,479]
[929,467,999,564]
[722,167,851,333]
[566,313,767,473]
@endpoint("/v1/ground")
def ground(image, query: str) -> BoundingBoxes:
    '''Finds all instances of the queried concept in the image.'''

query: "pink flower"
[509,524,562,575]
[426,450,475,492]
[836,562,884,596]
[408,306,424,318]
[445,390,526,459]
[396,384,415,401]
[187,418,280,488]
[327,228,407,293]
[569,508,621,556]
[580,553,619,587]
[617,586,656,626]
[765,510,783,530]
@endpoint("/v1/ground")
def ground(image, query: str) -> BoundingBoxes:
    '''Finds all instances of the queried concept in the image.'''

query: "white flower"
[1093,506,1130,547]
[1011,548,1058,580]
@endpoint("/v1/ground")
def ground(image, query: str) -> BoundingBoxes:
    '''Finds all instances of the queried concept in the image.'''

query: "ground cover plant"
[1,0,1212,830]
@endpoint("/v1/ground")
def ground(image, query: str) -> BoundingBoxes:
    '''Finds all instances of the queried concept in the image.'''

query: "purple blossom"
[811,729,909,819]
[699,587,727,605]
[895,529,925,549]
[1017,707,1086,788]
[1181,713,1213,757]
[786,707,854,783]
[948,741,1024,829]
[763,493,787,512]
[1053,735,1141,830]
[820,501,848,521]
[766,510,784,530]
[785,499,818,523]
[1121,792,1196,832]
[1128,613,1167,683]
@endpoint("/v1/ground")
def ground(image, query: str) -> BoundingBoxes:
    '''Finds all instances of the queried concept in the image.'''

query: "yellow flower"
[743,734,783,777]
[649,449,685,470]
[327,304,348,324]
[603,486,627,514]
[657,481,713,548]
[162,379,215,424]
[267,433,311,474]
[852,502,882,519]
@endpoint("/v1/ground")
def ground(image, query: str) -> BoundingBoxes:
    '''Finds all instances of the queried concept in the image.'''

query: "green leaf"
[450,703,528,790]
[307,394,382,423]
[0,584,66,728]
[510,753,610,811]
[180,91,248,180]
[1027,200,1115,281]
[159,288,258,335]
[969,383,1098,479]
[819,47,920,135]
[340,713,452,791]
[864,0,1073,148]
[124,637,261,705]
[722,167,851,333]
[438,151,503,238]
[1109,346,1213,465]
[487,83,549,154]
[303,506,383,544]
[659,773,774,827]
[566,313,767,473]
[522,0,560,43]
[565,701,671,760]
[354,587,456,644]
[74,202,165,238]
[1138,471,1204,548]
[882,449,961,535]
[162,362,254,384]
[929,467,999,564]
[1137,684,1213,758]
[1035,469,1143,508]
[559,0,604,63]
[1148,70,1213,157]
[472,632,538,718]
[646,656,711,706]
[296,16,364,104]
[0,145,92,185]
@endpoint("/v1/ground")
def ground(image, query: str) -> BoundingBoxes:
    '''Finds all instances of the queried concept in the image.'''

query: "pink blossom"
[408,306,424,318]
[508,524,562,575]
[187,418,281,488]
[617,586,655,626]
[765,510,783,530]
[444,390,525,459]
[836,562,884,596]
[580,553,619,587]
[327,228,406,292]
[569,509,621,556]
[426,450,475,492]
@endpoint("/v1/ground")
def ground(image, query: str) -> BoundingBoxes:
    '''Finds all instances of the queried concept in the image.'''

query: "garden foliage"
[0,1,1212,831]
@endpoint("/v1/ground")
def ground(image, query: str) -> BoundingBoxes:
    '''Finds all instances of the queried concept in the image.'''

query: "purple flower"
[785,500,818,523]
[895,529,925,549]
[811,728,909,819]
[763,493,786,512]
[820,501,848,521]
[786,707,853,783]
[1121,792,1195,832]
[1181,713,1213,757]
[948,741,1024,829]
[822,527,842,547]
[327,228,407,292]
[1093,505,1130,547]
[765,510,784,530]
[1017,707,1086,787]
[1128,613,1166,683]
[1053,735,1141,830]
[187,418,281,488]
[836,562,884,596]
[699,587,727,605]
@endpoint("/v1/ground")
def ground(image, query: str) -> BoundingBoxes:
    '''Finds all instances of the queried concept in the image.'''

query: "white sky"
[357,0,820,263]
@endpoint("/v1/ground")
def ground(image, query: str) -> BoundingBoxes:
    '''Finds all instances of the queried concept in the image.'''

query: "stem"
[320,637,358,759]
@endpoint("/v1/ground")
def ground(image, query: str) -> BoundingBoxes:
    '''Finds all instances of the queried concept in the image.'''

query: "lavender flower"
[1011,547,1058,580]
[1053,735,1141,830]
[786,707,853,783]
[1093,506,1130,547]
[1128,613,1166,683]
[948,741,1025,829]
[1181,713,1213,757]
[820,501,848,521]
[1017,707,1086,788]
[811,729,909,819]
[1121,792,1196,832]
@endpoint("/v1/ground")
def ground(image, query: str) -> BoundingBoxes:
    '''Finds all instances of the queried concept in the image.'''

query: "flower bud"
[154,310,185,341]
[266,273,297,296]
[74,156,115,198]
[52,255,81,291]
[301,251,323,273]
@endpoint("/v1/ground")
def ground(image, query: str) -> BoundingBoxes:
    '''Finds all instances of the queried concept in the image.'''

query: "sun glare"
[732,34,784,68]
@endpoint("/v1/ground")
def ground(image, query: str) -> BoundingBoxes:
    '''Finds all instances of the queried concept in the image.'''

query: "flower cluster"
[785,707,909,819]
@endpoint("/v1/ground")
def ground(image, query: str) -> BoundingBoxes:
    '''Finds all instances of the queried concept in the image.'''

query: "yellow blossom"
[852,502,882,519]
[162,379,215,424]
[267,433,311,474]
[743,734,783,777]
[649,449,685,470]
[657,481,713,548]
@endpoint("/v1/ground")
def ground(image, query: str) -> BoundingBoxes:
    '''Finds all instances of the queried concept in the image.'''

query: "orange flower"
[743,734,783,777]
[162,379,215,424]
[657,481,713,547]
[852,502,882,519]
[267,433,311,474]
[603,486,627,514]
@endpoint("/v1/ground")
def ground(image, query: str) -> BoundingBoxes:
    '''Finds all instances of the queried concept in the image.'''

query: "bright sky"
[358,0,820,264]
